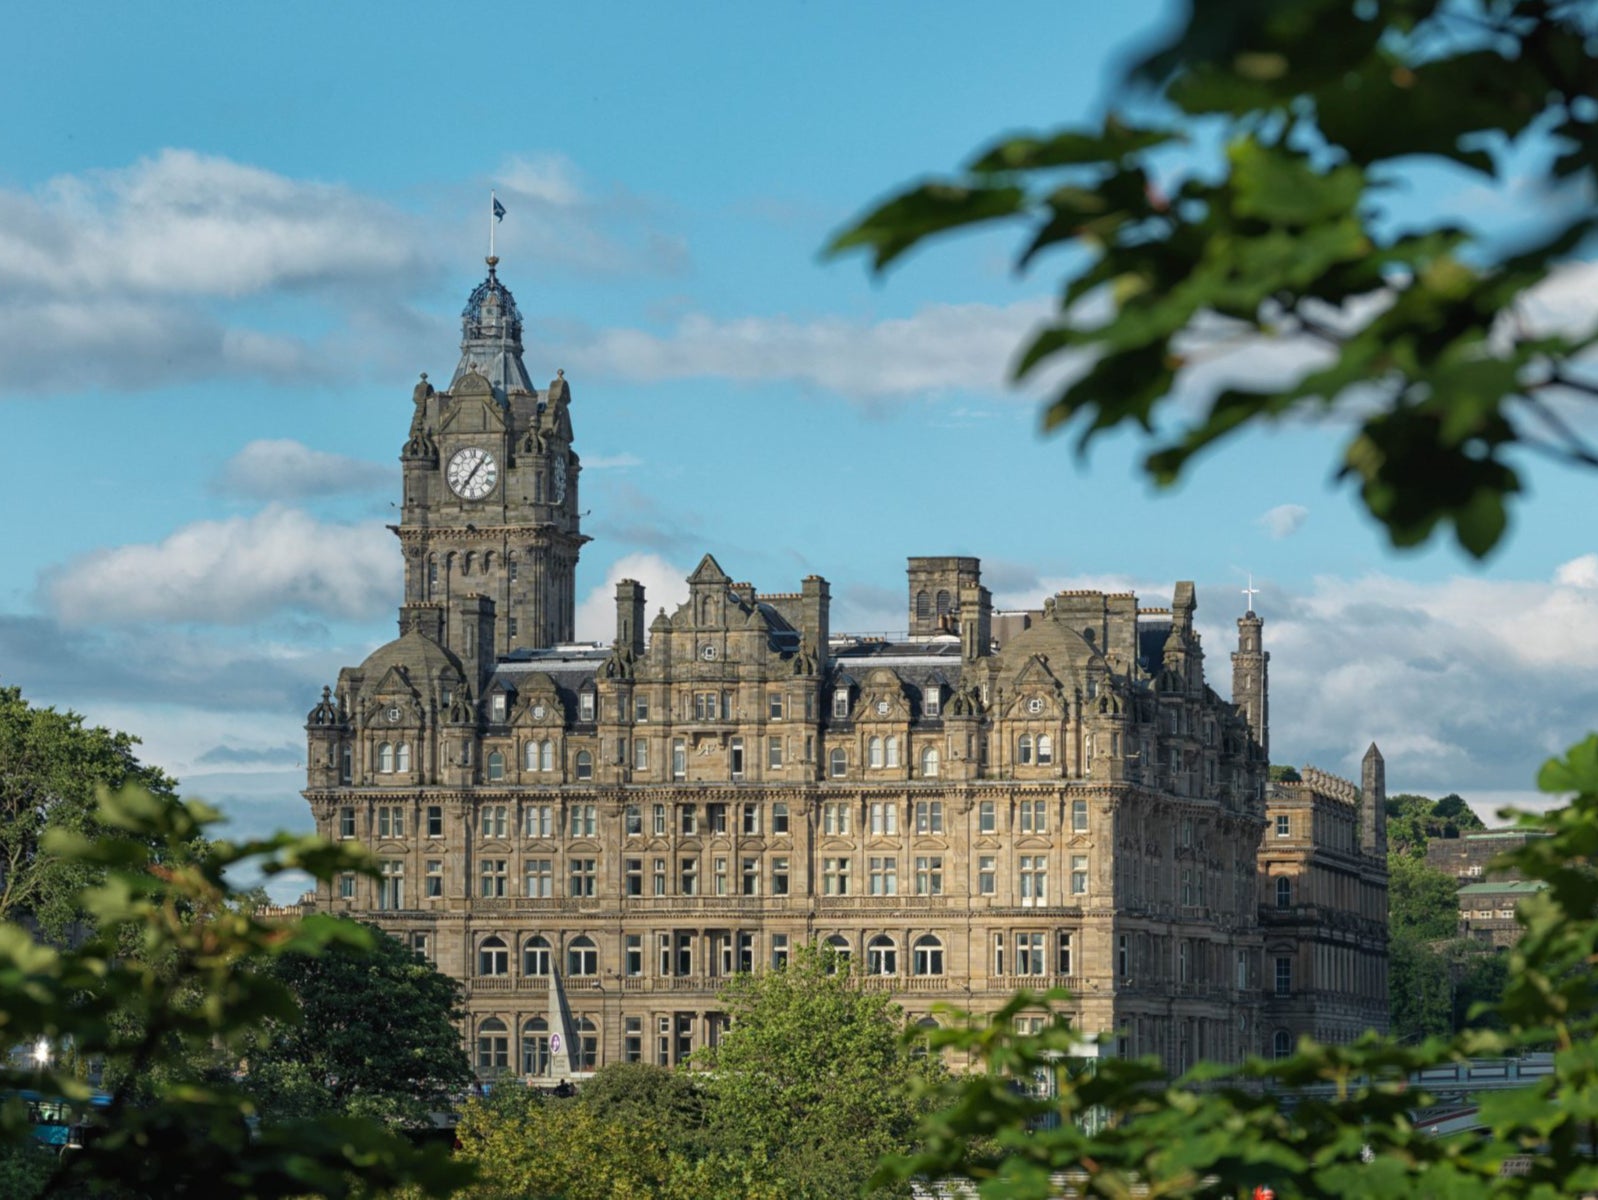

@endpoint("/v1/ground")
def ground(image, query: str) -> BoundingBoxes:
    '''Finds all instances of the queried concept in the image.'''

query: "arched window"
[340,745,352,783]
[885,736,900,768]
[912,1015,939,1060]
[869,737,884,768]
[396,742,411,772]
[476,1017,509,1073]
[1273,1029,1293,1060]
[1037,735,1053,765]
[1017,734,1033,765]
[824,934,851,972]
[523,936,551,976]
[567,935,597,976]
[377,742,394,773]
[867,934,897,976]
[522,1017,550,1076]
[913,934,944,976]
[1276,877,1292,909]
[920,746,940,778]
[525,742,539,770]
[575,750,593,780]
[915,591,930,621]
[935,590,951,618]
[477,936,509,976]
[829,747,847,777]
[487,751,505,781]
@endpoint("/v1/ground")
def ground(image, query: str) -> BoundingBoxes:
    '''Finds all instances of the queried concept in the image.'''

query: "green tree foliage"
[574,1061,719,1157]
[0,686,180,941]
[1389,855,1461,941]
[877,735,1598,1198]
[831,0,1598,558]
[1386,791,1486,857]
[701,944,942,1197]
[1267,765,1301,783]
[0,785,470,1199]
[453,1083,781,1200]
[245,920,474,1128]
[1389,935,1454,1043]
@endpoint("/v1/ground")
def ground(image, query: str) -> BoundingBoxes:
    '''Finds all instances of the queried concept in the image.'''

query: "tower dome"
[450,256,536,400]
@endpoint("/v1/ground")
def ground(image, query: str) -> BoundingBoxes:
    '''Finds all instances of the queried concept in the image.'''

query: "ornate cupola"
[451,256,536,402]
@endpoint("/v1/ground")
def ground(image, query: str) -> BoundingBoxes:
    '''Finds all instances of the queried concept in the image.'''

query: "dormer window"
[579,691,595,722]
[923,685,941,717]
[832,688,849,719]
[491,693,508,722]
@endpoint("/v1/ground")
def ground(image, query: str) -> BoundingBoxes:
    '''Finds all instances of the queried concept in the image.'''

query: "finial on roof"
[1242,574,1260,615]
[557,368,564,379]
[486,255,499,274]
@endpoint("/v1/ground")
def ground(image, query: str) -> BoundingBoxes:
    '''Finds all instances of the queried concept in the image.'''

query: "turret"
[1231,609,1269,761]
[1362,743,1388,856]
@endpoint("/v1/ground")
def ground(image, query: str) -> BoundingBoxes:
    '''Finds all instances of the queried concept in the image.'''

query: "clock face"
[875,700,891,716]
[447,447,498,499]
[1027,697,1045,715]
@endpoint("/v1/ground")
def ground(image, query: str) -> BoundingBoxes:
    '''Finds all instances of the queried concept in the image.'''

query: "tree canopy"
[0,685,180,941]
[831,0,1598,559]
[245,920,474,1128]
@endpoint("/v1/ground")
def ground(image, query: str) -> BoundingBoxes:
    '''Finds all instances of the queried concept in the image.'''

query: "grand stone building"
[303,262,1388,1078]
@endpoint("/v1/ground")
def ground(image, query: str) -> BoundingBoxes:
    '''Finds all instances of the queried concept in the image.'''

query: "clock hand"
[464,460,485,489]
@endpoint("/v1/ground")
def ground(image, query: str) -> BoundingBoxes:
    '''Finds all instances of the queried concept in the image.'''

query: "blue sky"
[3,2,1596,882]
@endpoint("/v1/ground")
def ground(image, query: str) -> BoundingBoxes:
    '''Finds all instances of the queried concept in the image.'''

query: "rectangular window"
[730,737,744,779]
[915,855,943,896]
[338,872,355,899]
[376,805,404,838]
[378,860,404,910]
[772,933,790,970]
[1019,855,1046,905]
[1071,854,1088,896]
[525,859,553,898]
[1235,949,1248,991]
[624,804,643,836]
[1118,934,1129,977]
[625,858,643,897]
[832,689,849,718]
[1057,931,1073,976]
[635,695,649,722]
[1017,932,1045,975]
[625,935,643,978]
[652,858,667,896]
[868,856,898,896]
[525,804,553,838]
[680,858,699,896]
[426,805,443,838]
[569,858,596,897]
[482,805,508,839]
[1275,956,1293,996]
[923,687,940,717]
[624,1015,643,1062]
[772,802,789,835]
[568,804,596,838]
[979,800,996,834]
[633,738,649,770]
[1020,799,1047,834]
[978,855,996,896]
[708,803,728,834]
[339,807,356,839]
[822,802,851,836]
[425,860,443,898]
[653,803,667,835]
[869,802,898,836]
[823,857,850,896]
[1072,798,1088,833]
[1275,814,1291,838]
[657,1014,671,1065]
[741,857,759,895]
[915,800,944,834]
[579,692,595,721]
[713,856,729,896]
[675,933,693,977]
[680,805,698,836]
[767,737,783,771]
[742,803,761,835]
[672,738,686,780]
[769,693,784,720]
[804,735,814,763]
[479,859,507,898]
[993,932,1004,976]
[491,693,507,722]
[410,931,432,962]
[771,856,789,895]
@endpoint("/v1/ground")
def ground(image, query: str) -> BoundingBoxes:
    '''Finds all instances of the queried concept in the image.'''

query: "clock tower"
[396,257,587,656]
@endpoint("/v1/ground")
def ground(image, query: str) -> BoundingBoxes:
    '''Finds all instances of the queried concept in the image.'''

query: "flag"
[492,196,506,222]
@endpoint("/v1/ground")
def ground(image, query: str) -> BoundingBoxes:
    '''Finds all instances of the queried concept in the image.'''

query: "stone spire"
[450,256,536,401]
[1231,608,1269,761]
[1361,742,1387,856]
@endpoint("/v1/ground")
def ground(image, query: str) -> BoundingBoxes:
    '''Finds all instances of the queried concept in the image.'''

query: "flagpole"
[489,190,496,261]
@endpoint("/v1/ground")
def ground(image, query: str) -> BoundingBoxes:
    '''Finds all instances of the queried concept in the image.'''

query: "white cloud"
[533,299,1052,400]
[1258,503,1309,539]
[43,506,399,625]
[580,453,643,471]
[574,553,692,644]
[211,439,393,500]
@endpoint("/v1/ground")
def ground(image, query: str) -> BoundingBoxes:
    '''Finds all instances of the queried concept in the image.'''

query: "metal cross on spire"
[1242,574,1260,614]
